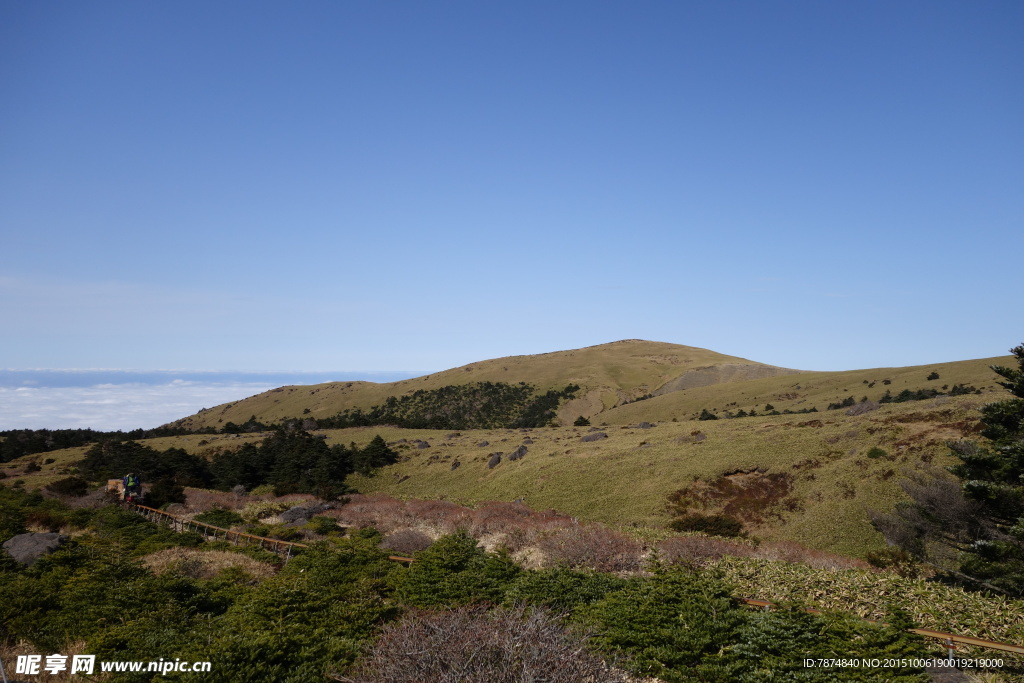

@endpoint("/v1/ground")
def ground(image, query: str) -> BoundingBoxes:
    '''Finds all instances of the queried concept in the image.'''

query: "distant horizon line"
[0,368,431,374]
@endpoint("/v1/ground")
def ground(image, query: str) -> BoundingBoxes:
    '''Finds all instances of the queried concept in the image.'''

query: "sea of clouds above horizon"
[0,370,421,431]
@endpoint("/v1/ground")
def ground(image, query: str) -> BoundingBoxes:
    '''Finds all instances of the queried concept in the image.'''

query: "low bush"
[194,507,244,528]
[343,604,625,683]
[380,529,433,554]
[669,512,745,537]
[44,476,90,497]
[306,515,341,536]
[392,531,521,607]
[658,534,757,566]
[505,567,629,611]
[239,500,290,523]
[537,524,642,572]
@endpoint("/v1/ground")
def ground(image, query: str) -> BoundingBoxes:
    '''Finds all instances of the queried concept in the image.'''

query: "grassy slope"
[599,355,1006,424]
[169,339,798,430]
[5,347,1012,560]
[338,393,989,558]
[0,393,995,557]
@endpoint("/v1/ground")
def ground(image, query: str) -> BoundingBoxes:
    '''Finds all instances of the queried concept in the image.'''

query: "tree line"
[312,381,580,430]
[0,425,207,463]
[76,427,397,504]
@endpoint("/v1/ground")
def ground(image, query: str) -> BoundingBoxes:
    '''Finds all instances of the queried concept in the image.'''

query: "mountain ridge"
[169,340,800,430]
[168,340,1006,431]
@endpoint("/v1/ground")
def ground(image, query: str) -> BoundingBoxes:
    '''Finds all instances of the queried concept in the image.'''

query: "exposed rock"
[508,445,528,461]
[846,401,880,416]
[279,506,310,523]
[416,440,431,449]
[3,532,67,565]
[487,453,502,469]
[451,460,461,470]
[522,437,534,444]
[477,440,489,447]
[306,502,331,516]
[580,432,607,443]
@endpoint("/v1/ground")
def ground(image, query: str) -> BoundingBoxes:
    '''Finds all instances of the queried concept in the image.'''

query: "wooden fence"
[740,598,1024,657]
[127,503,1020,658]
[128,502,414,563]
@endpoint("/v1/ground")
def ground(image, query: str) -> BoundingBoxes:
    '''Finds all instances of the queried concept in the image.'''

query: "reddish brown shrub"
[323,494,416,533]
[184,488,243,513]
[657,535,757,566]
[405,498,472,533]
[537,524,642,572]
[470,501,534,536]
[755,541,872,570]
[341,604,625,683]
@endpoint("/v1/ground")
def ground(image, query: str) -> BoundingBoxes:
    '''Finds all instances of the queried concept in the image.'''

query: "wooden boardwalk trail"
[127,503,1019,658]
[127,502,414,563]
[740,598,1024,657]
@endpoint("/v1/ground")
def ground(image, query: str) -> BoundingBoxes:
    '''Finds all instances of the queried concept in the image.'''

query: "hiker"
[122,472,142,503]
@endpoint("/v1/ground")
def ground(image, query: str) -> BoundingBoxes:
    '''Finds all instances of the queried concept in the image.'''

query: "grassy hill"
[5,341,1013,560]
[170,339,800,430]
[169,340,1007,433]
[331,392,989,557]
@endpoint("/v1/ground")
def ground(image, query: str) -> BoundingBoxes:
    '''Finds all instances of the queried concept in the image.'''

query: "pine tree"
[872,343,1024,596]
[948,343,1024,595]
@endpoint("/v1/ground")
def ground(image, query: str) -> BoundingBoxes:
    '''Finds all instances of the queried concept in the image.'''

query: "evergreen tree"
[948,343,1024,595]
[872,343,1024,596]
[354,435,397,475]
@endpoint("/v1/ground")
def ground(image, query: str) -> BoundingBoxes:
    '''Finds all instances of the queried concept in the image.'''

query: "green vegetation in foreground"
[0,488,954,682]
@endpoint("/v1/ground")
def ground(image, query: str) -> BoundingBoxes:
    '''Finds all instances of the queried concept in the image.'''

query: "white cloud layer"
[0,382,277,431]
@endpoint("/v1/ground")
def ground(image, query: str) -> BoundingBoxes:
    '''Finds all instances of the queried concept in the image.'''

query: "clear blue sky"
[3,1,1022,374]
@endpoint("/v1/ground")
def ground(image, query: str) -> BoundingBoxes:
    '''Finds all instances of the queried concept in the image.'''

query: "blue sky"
[3,1,1022,380]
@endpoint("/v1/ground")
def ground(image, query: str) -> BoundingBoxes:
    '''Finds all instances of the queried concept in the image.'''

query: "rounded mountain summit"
[170,340,803,430]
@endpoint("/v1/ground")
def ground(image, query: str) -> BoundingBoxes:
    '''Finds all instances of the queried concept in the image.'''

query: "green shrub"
[573,415,591,426]
[240,500,290,522]
[306,515,341,535]
[45,476,89,497]
[194,507,244,528]
[504,567,628,611]
[144,477,186,509]
[578,568,747,681]
[867,447,888,459]
[669,513,745,538]
[392,530,521,607]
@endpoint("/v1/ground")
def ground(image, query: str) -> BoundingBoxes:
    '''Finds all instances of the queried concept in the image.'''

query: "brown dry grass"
[657,534,872,571]
[142,547,277,581]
